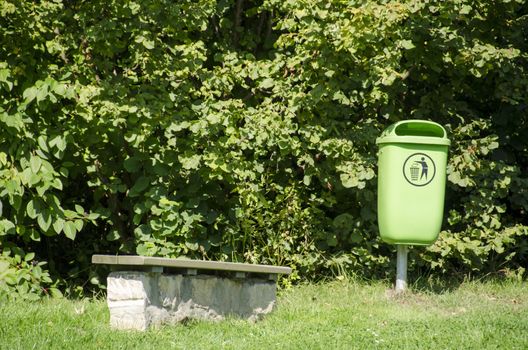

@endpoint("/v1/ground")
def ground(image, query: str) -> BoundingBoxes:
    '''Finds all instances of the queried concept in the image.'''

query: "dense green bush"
[0,0,527,298]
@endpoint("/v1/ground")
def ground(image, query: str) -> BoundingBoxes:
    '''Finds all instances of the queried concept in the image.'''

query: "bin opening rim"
[394,121,446,138]
[376,135,450,146]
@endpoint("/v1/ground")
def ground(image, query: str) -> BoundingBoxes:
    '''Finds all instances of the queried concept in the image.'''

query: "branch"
[233,0,244,44]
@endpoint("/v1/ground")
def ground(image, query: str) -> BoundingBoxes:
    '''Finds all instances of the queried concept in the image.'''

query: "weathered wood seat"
[92,255,291,330]
[92,254,291,278]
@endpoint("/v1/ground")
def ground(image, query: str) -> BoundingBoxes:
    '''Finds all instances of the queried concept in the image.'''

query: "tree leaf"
[460,5,471,15]
[22,87,38,103]
[51,178,63,190]
[74,204,84,214]
[26,200,37,219]
[37,211,52,232]
[63,221,77,240]
[259,78,275,89]
[106,229,121,241]
[30,155,42,173]
[400,40,415,50]
[124,157,142,172]
[52,218,64,234]
[74,219,83,231]
[0,219,16,235]
[24,252,35,262]
[129,176,151,197]
[37,136,49,152]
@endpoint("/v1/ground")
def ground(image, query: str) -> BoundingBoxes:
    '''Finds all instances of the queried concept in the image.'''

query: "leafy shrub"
[0,0,526,295]
[0,245,60,300]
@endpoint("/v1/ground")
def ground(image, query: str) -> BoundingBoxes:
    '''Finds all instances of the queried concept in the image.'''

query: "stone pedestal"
[107,271,277,330]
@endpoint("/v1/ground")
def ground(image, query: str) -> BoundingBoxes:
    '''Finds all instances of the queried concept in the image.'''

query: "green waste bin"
[376,120,450,245]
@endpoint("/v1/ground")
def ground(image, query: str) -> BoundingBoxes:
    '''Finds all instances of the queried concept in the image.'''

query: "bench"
[92,255,292,330]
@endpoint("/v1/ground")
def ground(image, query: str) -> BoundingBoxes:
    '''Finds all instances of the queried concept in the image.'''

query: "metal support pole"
[395,245,408,293]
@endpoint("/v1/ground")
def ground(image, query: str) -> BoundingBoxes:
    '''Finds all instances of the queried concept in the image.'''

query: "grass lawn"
[1,279,527,350]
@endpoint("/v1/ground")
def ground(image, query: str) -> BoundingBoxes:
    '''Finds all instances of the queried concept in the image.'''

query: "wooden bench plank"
[92,255,292,275]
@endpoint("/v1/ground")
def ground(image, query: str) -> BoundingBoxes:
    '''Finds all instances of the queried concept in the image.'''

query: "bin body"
[376,120,450,245]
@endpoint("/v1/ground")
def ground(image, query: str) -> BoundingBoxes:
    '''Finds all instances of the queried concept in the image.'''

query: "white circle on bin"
[402,153,436,187]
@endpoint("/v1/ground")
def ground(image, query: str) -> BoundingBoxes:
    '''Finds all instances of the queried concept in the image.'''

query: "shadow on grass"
[411,276,463,294]
[410,270,525,295]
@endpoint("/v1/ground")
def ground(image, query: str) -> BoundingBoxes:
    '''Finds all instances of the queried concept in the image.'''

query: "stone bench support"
[92,255,291,330]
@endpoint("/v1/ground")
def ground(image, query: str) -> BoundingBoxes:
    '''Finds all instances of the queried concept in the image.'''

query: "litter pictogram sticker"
[403,153,436,187]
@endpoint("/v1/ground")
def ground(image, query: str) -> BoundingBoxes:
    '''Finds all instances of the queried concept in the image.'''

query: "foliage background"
[0,0,527,298]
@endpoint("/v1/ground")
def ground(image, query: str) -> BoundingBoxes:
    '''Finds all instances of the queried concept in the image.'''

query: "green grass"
[1,279,527,350]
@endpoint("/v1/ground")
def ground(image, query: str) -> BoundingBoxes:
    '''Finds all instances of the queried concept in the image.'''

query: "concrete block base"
[107,271,277,330]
